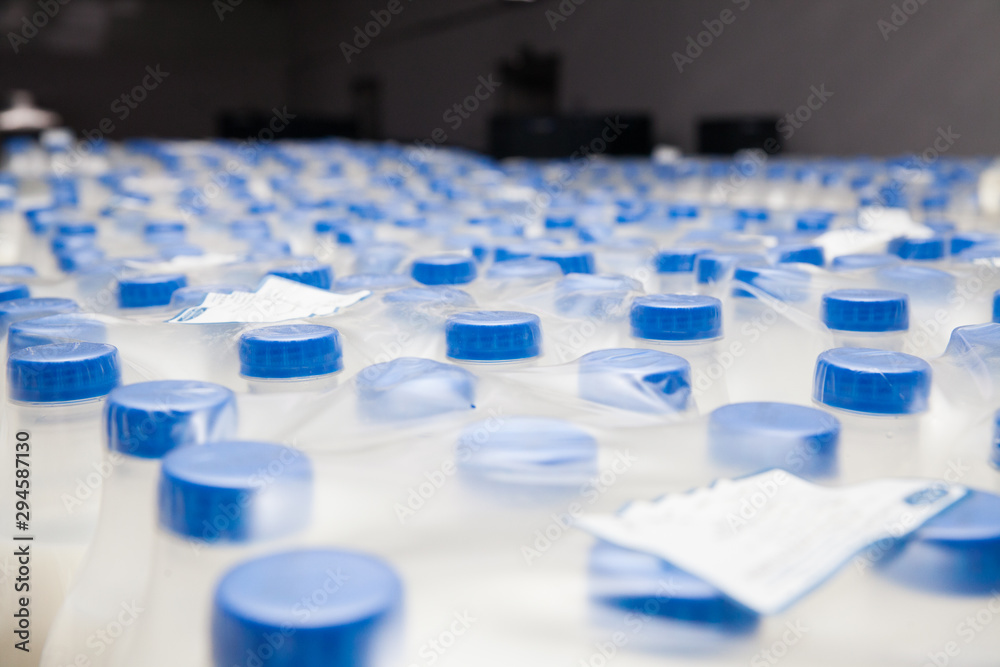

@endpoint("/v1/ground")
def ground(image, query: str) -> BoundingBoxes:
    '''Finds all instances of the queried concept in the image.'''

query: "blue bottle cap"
[775,244,824,267]
[0,283,30,302]
[357,357,476,420]
[831,253,901,271]
[485,258,562,280]
[579,348,691,413]
[994,290,1000,324]
[880,490,1000,594]
[537,249,596,275]
[695,253,766,284]
[334,273,412,292]
[545,214,576,229]
[382,286,474,308]
[555,274,639,319]
[212,549,402,667]
[445,310,542,361]
[951,232,998,255]
[795,210,834,232]
[57,247,106,273]
[51,234,95,254]
[411,255,478,285]
[813,347,931,415]
[821,289,909,332]
[708,402,839,477]
[889,236,946,261]
[143,221,186,244]
[876,266,955,301]
[239,324,343,379]
[732,266,809,302]
[589,541,758,632]
[0,265,36,278]
[0,297,79,333]
[56,222,96,237]
[655,248,707,273]
[106,381,238,459]
[118,274,188,308]
[8,313,105,355]
[314,218,348,234]
[457,417,598,486]
[336,225,375,245]
[158,441,312,542]
[267,261,334,290]
[8,342,121,403]
[630,294,723,341]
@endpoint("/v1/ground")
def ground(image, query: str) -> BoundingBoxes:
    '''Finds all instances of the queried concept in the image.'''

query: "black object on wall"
[698,117,781,155]
[490,115,652,159]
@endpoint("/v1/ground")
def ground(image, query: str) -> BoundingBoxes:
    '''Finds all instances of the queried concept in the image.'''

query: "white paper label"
[577,470,967,614]
[168,276,369,324]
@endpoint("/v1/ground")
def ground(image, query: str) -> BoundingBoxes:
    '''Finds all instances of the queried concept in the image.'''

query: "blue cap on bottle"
[106,380,238,459]
[8,342,121,403]
[266,261,334,290]
[357,357,476,420]
[889,236,946,261]
[158,441,312,542]
[56,222,96,237]
[879,490,1000,594]
[239,325,343,379]
[8,313,105,355]
[630,294,722,341]
[382,286,474,309]
[545,214,576,229]
[0,284,29,302]
[334,273,412,292]
[589,541,758,632]
[143,221,186,244]
[212,549,402,667]
[951,232,998,255]
[831,253,901,271]
[445,311,542,361]
[411,255,478,285]
[994,290,1000,323]
[118,274,188,308]
[732,266,809,302]
[336,225,375,245]
[655,248,707,273]
[314,218,348,234]
[51,234,95,254]
[821,289,908,332]
[795,210,834,232]
[485,258,562,281]
[775,244,824,267]
[537,250,596,275]
[0,297,79,333]
[695,253,766,284]
[456,417,598,486]
[709,402,839,477]
[579,348,691,413]
[813,347,931,415]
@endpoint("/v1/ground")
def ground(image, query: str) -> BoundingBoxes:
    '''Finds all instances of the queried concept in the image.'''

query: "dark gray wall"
[3,0,998,155]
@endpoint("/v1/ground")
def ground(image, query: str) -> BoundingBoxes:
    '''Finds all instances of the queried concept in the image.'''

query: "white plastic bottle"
[40,380,237,667]
[812,347,932,481]
[211,549,404,667]
[112,441,313,667]
[1,343,122,667]
[628,294,728,413]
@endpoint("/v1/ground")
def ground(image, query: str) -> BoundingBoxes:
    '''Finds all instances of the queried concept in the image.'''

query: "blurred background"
[1,0,997,156]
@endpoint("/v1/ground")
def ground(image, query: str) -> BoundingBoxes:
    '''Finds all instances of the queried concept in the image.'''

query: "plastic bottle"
[812,347,932,481]
[238,324,343,393]
[820,289,909,351]
[1,343,121,666]
[112,441,313,667]
[629,294,728,413]
[40,380,237,667]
